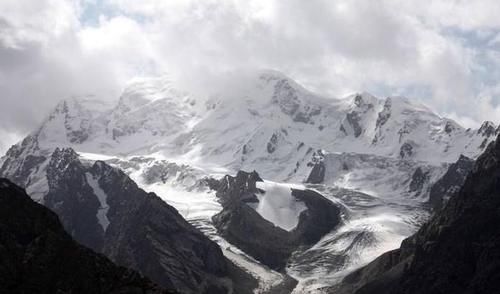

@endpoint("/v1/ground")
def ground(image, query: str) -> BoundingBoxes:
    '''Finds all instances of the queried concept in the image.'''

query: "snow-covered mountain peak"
[4,69,499,179]
[253,69,308,94]
[49,96,114,117]
[118,76,195,110]
[35,97,113,148]
[345,92,379,108]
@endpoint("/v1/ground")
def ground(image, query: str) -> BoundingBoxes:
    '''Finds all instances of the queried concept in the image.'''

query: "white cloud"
[1,0,500,152]
[0,129,22,155]
[0,0,79,48]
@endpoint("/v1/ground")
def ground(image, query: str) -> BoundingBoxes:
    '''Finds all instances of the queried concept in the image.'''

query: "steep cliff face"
[428,154,474,211]
[45,148,104,251]
[330,135,500,294]
[0,178,168,294]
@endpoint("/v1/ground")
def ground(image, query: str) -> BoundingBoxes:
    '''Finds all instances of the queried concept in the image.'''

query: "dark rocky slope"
[90,159,230,294]
[329,136,500,294]
[1,147,247,294]
[428,154,474,211]
[209,171,341,271]
[0,178,168,294]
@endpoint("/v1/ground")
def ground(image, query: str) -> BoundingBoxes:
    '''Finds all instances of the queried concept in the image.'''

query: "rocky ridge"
[0,178,169,294]
[0,146,248,294]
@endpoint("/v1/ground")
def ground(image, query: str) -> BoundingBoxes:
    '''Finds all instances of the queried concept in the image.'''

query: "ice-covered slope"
[287,185,430,292]
[13,70,497,181]
[305,151,447,199]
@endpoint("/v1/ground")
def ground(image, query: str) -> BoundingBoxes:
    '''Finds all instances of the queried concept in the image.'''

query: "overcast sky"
[1,0,500,153]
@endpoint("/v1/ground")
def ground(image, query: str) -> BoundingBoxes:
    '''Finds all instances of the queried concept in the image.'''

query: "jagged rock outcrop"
[210,171,341,271]
[428,154,474,210]
[271,77,322,124]
[329,135,500,294]
[306,160,326,184]
[0,178,168,294]
[408,167,430,196]
[477,121,496,137]
[376,98,392,128]
[339,94,375,138]
[399,141,414,159]
[0,135,46,191]
[306,149,326,184]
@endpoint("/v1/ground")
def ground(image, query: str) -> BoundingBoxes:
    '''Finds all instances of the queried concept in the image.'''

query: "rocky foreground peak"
[210,170,342,271]
[0,178,169,294]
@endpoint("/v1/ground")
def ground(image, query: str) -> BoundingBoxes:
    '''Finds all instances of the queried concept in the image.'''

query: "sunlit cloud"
[1,0,500,153]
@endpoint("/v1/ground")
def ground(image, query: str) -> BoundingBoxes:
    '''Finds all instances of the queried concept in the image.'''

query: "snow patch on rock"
[249,181,307,231]
[85,173,110,231]
[25,159,50,203]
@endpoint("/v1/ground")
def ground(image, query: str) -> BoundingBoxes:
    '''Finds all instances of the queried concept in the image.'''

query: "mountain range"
[1,70,499,293]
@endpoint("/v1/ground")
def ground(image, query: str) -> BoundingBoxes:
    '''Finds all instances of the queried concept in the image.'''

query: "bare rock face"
[408,167,430,196]
[346,111,363,137]
[428,154,474,211]
[271,78,321,124]
[306,161,325,184]
[399,142,414,159]
[376,98,392,129]
[45,148,104,252]
[372,98,392,144]
[477,121,497,137]
[0,178,169,294]
[267,132,279,153]
[91,162,229,294]
[329,135,500,294]
[306,149,326,184]
[339,94,374,138]
[210,170,342,271]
